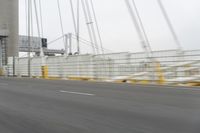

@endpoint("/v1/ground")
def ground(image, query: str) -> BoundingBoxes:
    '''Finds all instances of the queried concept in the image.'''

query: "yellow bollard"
[155,61,165,85]
[0,68,4,76]
[41,66,48,79]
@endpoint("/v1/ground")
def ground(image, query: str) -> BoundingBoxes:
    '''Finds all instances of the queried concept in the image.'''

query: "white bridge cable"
[38,0,44,38]
[25,0,28,36]
[76,0,80,54]
[69,0,77,33]
[24,0,35,58]
[157,0,182,51]
[81,0,96,54]
[68,0,81,54]
[84,0,100,54]
[33,0,44,56]
[24,0,28,58]
[27,0,31,77]
[47,35,65,46]
[30,0,35,53]
[47,34,113,53]
[56,0,65,46]
[25,0,33,55]
[131,0,152,53]
[71,35,113,53]
[124,0,151,58]
[72,36,114,53]
[90,0,104,54]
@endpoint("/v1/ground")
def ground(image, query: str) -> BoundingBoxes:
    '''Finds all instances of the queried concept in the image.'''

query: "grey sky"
[19,0,200,53]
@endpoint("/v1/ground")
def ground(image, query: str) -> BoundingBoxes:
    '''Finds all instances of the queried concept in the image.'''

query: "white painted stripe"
[59,90,95,96]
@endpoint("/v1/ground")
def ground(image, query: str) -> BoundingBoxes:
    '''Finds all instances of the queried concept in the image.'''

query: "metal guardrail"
[6,49,200,85]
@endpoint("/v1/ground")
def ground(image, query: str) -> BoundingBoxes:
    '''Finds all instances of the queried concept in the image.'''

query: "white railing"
[6,49,200,85]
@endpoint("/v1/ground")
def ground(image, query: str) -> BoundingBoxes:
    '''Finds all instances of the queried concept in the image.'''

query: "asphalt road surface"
[0,77,200,133]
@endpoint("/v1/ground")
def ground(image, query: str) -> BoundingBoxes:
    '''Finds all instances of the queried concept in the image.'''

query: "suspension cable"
[30,0,34,53]
[25,0,34,56]
[48,35,65,45]
[84,0,100,54]
[56,0,65,46]
[90,0,104,54]
[38,0,44,38]
[69,0,77,34]
[27,0,31,76]
[30,0,33,37]
[25,0,28,36]
[33,0,44,56]
[124,0,151,58]
[81,0,96,54]
[76,0,80,54]
[157,0,182,51]
[71,35,113,53]
[131,0,152,53]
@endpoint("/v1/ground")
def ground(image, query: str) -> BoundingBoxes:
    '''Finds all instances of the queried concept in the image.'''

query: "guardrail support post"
[156,61,165,84]
[41,56,48,79]
[42,65,48,79]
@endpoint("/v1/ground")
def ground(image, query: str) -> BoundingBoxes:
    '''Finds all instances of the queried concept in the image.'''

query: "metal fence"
[6,49,200,85]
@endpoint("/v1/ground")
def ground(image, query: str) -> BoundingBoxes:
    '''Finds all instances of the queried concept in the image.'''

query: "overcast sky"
[19,0,200,53]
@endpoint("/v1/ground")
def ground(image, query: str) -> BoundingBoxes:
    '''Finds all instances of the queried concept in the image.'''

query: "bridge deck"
[0,78,199,133]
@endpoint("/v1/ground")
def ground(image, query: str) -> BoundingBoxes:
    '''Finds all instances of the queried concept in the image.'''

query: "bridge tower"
[0,0,19,65]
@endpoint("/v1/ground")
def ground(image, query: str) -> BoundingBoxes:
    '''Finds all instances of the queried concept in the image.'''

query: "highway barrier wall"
[6,49,200,85]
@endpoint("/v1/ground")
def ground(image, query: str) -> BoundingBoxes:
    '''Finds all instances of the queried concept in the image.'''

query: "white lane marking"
[0,83,8,86]
[59,90,95,96]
